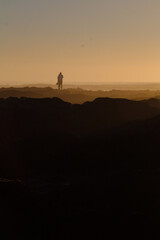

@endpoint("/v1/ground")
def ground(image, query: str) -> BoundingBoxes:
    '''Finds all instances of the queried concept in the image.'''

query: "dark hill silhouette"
[0,97,159,142]
[0,97,159,176]
[2,97,160,239]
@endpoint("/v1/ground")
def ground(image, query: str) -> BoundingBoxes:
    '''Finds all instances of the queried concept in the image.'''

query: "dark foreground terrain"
[1,97,160,239]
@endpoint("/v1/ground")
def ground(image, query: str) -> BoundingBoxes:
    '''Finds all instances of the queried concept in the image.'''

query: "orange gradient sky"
[1,0,160,85]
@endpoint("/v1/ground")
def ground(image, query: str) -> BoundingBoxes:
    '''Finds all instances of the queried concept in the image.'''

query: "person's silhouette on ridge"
[57,72,64,90]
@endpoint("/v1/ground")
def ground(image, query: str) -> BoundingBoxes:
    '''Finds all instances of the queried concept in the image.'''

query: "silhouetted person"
[57,72,63,90]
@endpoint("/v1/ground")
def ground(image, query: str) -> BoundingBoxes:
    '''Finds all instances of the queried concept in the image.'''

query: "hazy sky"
[1,0,160,85]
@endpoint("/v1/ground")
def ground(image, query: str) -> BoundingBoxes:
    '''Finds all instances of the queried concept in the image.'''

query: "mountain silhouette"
[1,97,160,239]
[0,97,159,142]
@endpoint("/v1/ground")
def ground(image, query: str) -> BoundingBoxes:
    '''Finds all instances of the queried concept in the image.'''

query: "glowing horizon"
[1,0,160,85]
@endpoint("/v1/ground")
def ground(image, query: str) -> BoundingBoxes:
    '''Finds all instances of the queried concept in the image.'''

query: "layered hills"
[0,87,160,103]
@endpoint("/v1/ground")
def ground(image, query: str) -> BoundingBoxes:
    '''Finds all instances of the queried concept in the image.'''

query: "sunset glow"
[1,0,160,84]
